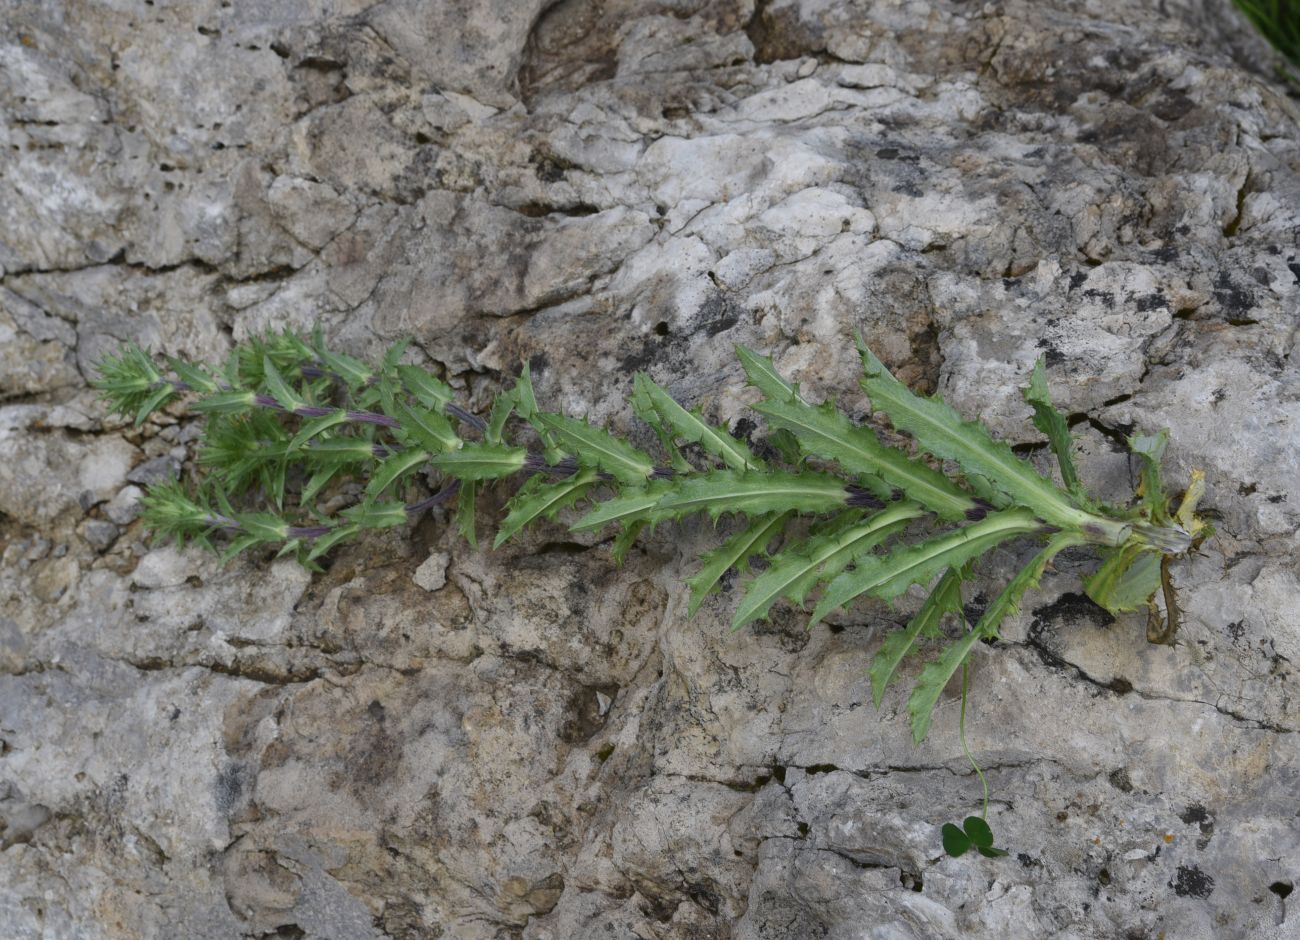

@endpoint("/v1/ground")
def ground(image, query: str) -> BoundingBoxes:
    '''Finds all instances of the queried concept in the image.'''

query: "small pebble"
[413,552,449,592]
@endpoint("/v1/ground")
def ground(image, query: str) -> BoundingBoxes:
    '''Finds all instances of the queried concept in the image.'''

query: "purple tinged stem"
[406,480,461,516]
[345,409,401,428]
[287,525,332,539]
[446,403,488,432]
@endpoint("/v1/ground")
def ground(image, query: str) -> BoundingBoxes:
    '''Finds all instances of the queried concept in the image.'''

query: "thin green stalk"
[959,658,990,820]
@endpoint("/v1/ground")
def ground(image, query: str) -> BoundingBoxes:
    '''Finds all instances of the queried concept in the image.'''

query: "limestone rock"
[1,0,1297,938]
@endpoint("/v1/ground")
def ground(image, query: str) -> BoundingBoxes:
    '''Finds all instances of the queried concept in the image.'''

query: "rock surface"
[2,1,1298,938]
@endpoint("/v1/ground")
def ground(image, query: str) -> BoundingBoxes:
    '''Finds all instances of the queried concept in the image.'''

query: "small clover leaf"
[942,817,1009,859]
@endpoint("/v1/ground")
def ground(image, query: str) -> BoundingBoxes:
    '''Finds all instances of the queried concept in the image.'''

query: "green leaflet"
[687,512,790,617]
[810,508,1043,628]
[431,444,527,480]
[907,531,1081,743]
[366,449,431,498]
[736,345,798,401]
[1084,543,1162,615]
[494,471,597,548]
[633,373,761,471]
[652,469,849,522]
[570,482,675,532]
[288,410,350,451]
[1022,358,1083,498]
[870,565,967,709]
[1129,429,1170,523]
[732,502,924,630]
[857,337,1089,532]
[397,364,454,411]
[753,396,975,521]
[537,413,654,484]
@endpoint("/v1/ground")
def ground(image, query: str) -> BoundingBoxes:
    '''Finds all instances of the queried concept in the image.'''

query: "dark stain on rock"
[697,291,743,337]
[215,762,247,815]
[1212,270,1255,318]
[1031,592,1115,632]
[1171,864,1214,899]
[559,683,618,744]
[1134,292,1166,312]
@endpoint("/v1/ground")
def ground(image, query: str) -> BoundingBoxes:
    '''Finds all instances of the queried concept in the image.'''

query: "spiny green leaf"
[93,344,167,419]
[456,480,478,548]
[810,508,1042,628]
[392,399,460,454]
[633,373,761,471]
[397,364,454,412]
[630,375,694,473]
[486,389,515,445]
[653,469,849,522]
[857,337,1089,532]
[906,530,1079,743]
[537,413,654,484]
[305,438,378,464]
[301,465,342,505]
[1129,429,1170,523]
[610,521,645,565]
[315,347,372,388]
[686,512,790,617]
[513,361,540,421]
[753,396,975,521]
[220,533,262,564]
[571,482,676,532]
[191,389,258,415]
[870,566,966,709]
[1022,357,1083,497]
[366,449,431,498]
[1084,543,1162,615]
[134,384,175,427]
[341,500,408,529]
[261,355,306,412]
[166,355,220,395]
[494,471,597,548]
[306,524,360,561]
[138,480,222,541]
[736,345,798,402]
[431,444,527,480]
[234,512,289,542]
[732,502,924,630]
[288,409,350,451]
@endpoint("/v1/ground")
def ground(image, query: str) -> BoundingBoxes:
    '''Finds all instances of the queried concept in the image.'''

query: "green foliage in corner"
[94,328,1209,857]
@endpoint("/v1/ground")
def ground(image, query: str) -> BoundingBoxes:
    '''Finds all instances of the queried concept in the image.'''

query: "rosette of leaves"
[94,329,1208,857]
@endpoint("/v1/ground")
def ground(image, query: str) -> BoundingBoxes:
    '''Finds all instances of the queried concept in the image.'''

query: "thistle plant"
[94,329,1208,856]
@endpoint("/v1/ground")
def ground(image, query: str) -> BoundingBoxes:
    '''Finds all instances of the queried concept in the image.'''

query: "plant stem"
[959,658,990,820]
